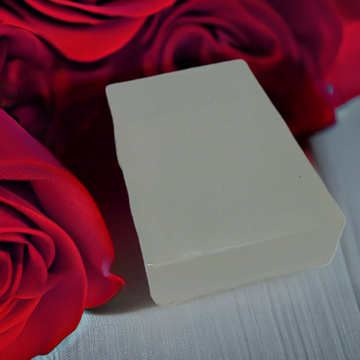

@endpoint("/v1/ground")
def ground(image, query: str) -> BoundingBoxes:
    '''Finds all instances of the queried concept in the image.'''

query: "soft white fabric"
[35,99,360,360]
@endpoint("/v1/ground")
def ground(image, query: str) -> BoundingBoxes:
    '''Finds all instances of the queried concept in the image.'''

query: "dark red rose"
[0,23,148,193]
[0,0,176,62]
[140,0,343,138]
[0,25,59,151]
[330,0,360,20]
[0,109,123,360]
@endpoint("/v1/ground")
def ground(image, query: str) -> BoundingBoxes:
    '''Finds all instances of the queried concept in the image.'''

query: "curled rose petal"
[0,0,176,62]
[0,109,123,359]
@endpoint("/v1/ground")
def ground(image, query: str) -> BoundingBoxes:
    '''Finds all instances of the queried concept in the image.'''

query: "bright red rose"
[140,0,343,138]
[0,0,176,62]
[0,109,123,360]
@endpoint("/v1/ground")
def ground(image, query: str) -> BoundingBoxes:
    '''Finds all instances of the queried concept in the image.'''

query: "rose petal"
[27,233,55,269]
[0,110,122,307]
[0,109,121,358]
[0,298,17,323]
[0,243,23,314]
[31,179,123,307]
[0,319,27,352]
[0,246,12,298]
[0,297,39,334]
[0,229,56,270]
[1,179,119,306]
[265,0,342,75]
[0,200,37,230]
[1,266,86,360]
[0,186,56,268]
[15,243,48,299]
[0,0,176,62]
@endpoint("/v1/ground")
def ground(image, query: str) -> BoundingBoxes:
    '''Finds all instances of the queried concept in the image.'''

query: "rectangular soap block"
[106,60,345,305]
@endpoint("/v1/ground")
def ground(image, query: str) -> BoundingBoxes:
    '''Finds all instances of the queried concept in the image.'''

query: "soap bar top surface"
[106,60,344,305]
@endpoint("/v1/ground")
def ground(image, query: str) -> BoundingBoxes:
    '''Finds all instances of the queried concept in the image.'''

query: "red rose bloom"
[0,109,123,360]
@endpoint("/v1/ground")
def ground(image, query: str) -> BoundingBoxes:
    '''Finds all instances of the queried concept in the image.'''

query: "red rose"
[0,0,176,62]
[0,109,123,360]
[140,0,343,137]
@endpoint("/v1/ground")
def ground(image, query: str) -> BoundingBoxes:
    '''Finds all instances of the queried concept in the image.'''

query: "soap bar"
[106,60,345,306]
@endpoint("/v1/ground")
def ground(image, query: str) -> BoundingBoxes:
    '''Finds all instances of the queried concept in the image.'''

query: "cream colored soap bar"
[106,60,345,306]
